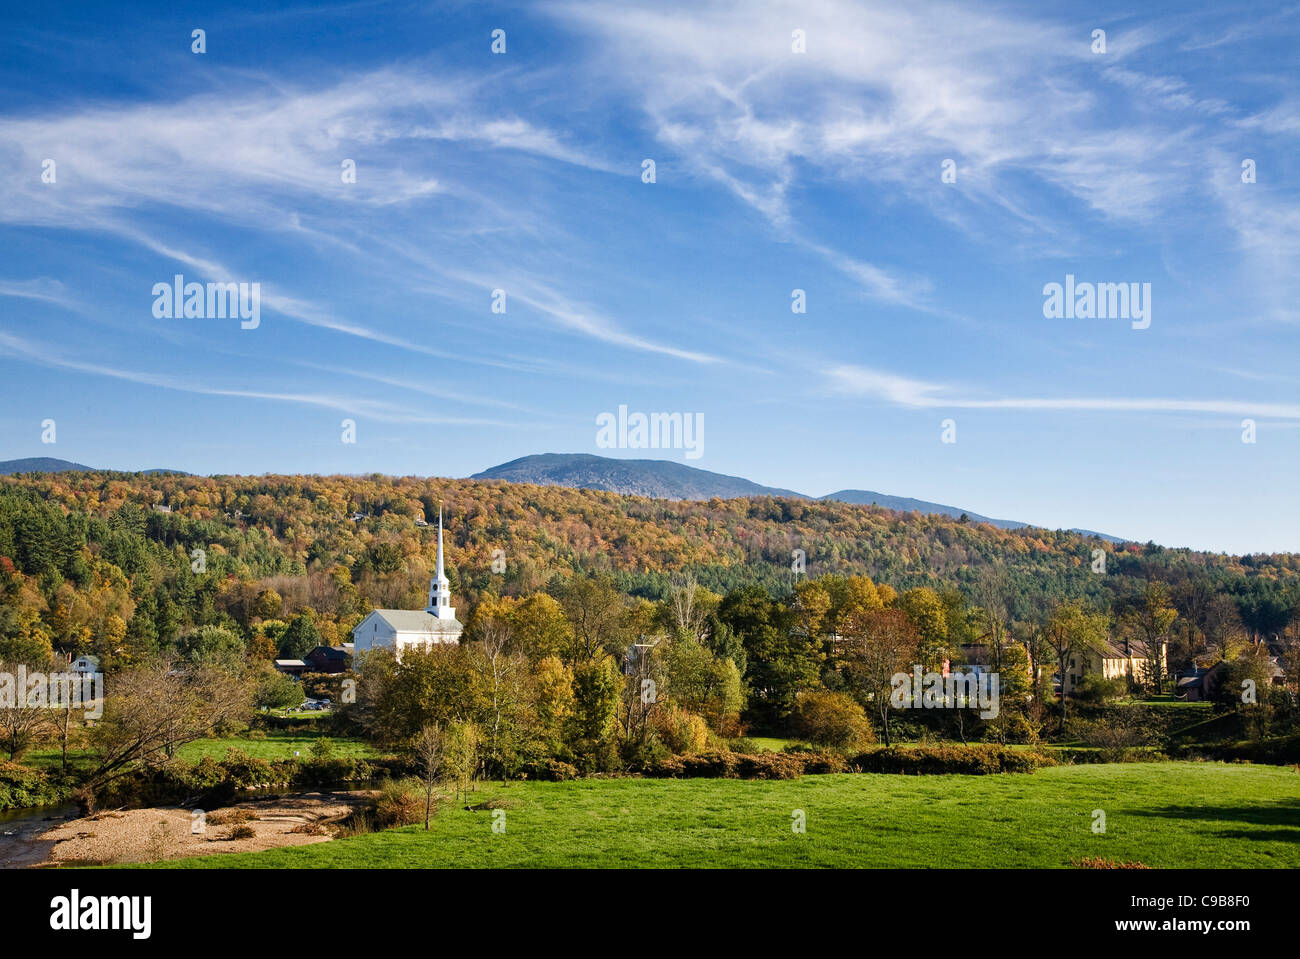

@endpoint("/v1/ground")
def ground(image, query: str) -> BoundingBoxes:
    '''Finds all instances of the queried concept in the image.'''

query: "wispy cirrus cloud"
[550,0,1190,224]
[825,363,1300,420]
[0,329,528,427]
[552,0,1300,314]
[0,66,618,229]
[0,64,711,370]
[0,277,80,309]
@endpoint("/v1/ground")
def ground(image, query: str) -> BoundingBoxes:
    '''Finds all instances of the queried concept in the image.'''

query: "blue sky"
[1,0,1298,553]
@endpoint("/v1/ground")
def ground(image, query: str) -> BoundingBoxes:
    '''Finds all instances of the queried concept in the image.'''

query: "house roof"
[1097,638,1166,660]
[361,609,463,634]
[306,645,349,660]
[1100,639,1131,659]
[274,659,307,667]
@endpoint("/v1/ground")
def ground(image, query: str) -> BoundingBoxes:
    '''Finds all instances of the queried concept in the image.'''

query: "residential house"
[303,644,351,674]
[1059,638,1167,695]
[70,654,101,675]
[273,658,308,677]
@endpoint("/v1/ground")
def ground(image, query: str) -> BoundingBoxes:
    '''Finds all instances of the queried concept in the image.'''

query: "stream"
[0,802,79,868]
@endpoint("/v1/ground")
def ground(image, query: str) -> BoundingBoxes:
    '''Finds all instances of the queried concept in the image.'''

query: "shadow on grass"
[1129,799,1300,840]
[1210,830,1298,844]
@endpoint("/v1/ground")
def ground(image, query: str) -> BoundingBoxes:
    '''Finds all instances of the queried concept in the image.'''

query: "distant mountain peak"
[471,452,1123,542]
[0,457,189,476]
[472,453,804,501]
[0,457,93,474]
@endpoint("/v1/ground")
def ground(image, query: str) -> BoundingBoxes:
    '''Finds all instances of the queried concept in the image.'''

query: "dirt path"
[26,791,372,867]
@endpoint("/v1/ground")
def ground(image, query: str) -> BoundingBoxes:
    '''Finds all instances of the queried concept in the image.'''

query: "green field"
[144,761,1300,869]
[20,732,379,771]
[173,733,378,763]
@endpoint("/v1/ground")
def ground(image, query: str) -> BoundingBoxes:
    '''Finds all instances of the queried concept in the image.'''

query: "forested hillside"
[0,470,1296,670]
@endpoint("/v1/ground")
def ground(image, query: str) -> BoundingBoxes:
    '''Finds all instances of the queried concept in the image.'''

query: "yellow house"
[1060,638,1167,695]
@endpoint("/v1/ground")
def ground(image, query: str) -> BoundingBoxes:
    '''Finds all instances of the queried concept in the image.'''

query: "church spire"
[436,504,444,584]
[426,504,456,620]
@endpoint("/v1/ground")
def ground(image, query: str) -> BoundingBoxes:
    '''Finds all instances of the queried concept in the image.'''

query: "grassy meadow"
[142,761,1300,869]
[19,731,379,772]
[172,733,378,763]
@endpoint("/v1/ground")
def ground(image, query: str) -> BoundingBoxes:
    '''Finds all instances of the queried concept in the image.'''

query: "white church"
[351,508,464,660]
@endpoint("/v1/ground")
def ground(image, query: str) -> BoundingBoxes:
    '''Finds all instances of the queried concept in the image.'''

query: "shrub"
[374,778,423,827]
[549,759,580,781]
[645,751,737,778]
[217,750,276,788]
[1054,747,1164,765]
[727,737,762,754]
[646,755,685,777]
[289,821,329,835]
[301,671,350,703]
[518,758,579,781]
[0,761,70,811]
[207,808,257,826]
[849,744,1055,775]
[650,705,710,755]
[1071,856,1151,869]
[797,750,848,775]
[622,738,670,770]
[295,755,368,786]
[1073,675,1127,706]
[682,752,740,777]
[982,710,1041,744]
[791,691,875,751]
[1071,711,1160,762]
[226,824,257,841]
[645,750,847,780]
[735,752,805,779]
[181,756,228,791]
[1167,733,1300,766]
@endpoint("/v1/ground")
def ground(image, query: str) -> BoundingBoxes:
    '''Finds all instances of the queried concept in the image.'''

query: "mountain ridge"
[472,453,1125,542]
[471,453,806,501]
[0,458,187,476]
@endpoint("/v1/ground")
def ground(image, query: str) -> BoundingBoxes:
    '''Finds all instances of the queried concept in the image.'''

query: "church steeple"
[426,506,456,620]
[435,504,445,584]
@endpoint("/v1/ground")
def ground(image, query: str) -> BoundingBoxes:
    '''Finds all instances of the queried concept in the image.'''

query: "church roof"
[365,609,463,633]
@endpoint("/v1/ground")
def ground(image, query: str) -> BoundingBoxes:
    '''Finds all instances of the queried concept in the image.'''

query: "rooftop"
[365,609,463,633]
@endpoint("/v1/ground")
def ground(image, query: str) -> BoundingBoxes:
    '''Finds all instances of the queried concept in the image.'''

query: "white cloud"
[551,0,1189,223]
[0,329,526,427]
[550,0,1299,305]
[825,362,1300,419]
[0,67,616,231]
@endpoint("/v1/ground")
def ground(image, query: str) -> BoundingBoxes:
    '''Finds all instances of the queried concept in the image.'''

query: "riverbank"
[7,791,372,867]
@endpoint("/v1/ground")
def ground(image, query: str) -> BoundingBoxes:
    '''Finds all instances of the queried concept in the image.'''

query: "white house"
[351,507,463,661]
